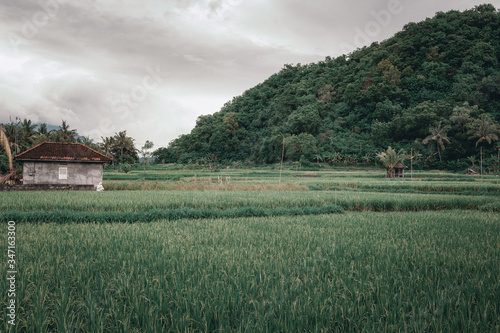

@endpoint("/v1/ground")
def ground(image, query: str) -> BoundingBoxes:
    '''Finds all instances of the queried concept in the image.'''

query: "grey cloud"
[0,0,493,145]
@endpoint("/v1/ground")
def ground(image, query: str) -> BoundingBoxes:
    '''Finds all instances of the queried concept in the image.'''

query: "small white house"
[15,142,112,189]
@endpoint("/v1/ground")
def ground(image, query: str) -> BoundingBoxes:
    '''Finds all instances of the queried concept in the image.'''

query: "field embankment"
[1,190,499,223]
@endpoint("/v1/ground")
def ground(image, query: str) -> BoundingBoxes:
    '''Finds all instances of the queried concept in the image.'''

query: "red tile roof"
[14,142,112,163]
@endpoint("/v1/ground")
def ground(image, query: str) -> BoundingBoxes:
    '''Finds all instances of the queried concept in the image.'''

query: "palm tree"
[20,119,37,149]
[101,136,115,158]
[114,131,131,157]
[37,123,49,136]
[57,120,77,142]
[140,140,154,178]
[376,146,407,178]
[422,123,450,162]
[31,123,55,146]
[468,116,499,176]
[1,123,20,155]
[112,131,137,164]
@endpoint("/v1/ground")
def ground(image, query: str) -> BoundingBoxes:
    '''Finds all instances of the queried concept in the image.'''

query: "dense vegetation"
[156,5,500,170]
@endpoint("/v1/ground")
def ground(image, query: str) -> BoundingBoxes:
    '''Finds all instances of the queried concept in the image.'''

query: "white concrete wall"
[22,162,104,187]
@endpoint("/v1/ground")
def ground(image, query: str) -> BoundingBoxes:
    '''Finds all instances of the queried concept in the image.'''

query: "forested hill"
[160,4,500,167]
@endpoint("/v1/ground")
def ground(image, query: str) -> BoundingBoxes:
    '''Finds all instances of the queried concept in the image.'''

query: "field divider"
[3,197,498,223]
[2,205,345,224]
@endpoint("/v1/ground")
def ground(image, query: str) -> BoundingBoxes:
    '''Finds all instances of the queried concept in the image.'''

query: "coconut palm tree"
[101,136,115,158]
[37,123,49,136]
[1,123,21,155]
[468,116,499,176]
[57,120,77,142]
[31,123,55,146]
[422,122,451,162]
[112,131,137,165]
[376,146,407,178]
[114,131,133,157]
[140,140,154,178]
[20,119,37,149]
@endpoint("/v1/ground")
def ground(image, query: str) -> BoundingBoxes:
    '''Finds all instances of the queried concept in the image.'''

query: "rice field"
[0,167,499,332]
[0,211,498,332]
[102,165,500,195]
[1,190,499,224]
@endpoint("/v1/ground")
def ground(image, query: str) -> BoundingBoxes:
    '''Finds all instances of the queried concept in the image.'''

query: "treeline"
[156,4,500,171]
[0,119,139,173]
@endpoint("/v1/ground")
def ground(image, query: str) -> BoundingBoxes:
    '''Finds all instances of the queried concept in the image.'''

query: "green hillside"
[158,4,500,170]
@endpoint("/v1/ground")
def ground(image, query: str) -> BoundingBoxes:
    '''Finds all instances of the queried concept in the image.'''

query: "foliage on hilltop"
[157,4,500,170]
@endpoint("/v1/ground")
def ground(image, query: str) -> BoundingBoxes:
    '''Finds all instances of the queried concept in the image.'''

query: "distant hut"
[14,142,112,189]
[392,163,408,178]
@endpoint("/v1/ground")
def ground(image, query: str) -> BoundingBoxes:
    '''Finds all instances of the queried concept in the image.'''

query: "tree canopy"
[160,5,500,169]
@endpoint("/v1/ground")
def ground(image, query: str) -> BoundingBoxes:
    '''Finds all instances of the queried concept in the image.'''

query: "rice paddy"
[1,212,499,332]
[0,166,498,332]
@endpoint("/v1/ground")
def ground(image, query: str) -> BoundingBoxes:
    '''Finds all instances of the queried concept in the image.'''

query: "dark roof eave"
[14,142,113,162]
[15,158,111,163]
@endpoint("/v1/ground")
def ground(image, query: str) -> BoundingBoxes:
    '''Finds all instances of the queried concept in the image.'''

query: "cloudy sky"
[0,0,496,147]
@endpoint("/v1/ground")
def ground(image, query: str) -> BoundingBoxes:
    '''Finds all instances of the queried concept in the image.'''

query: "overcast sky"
[0,0,496,147]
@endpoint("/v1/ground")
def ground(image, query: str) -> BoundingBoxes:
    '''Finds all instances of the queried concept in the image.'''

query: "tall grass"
[304,178,500,194]
[1,211,498,332]
[2,205,345,224]
[0,191,497,219]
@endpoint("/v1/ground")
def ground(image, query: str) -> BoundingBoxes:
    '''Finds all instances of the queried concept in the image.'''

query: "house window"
[59,167,68,180]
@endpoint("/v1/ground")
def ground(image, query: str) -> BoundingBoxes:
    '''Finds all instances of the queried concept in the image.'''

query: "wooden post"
[279,137,285,184]
[410,148,413,181]
[480,145,483,178]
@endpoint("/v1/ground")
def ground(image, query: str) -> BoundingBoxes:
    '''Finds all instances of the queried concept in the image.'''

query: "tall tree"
[112,131,137,164]
[1,123,20,155]
[140,140,154,179]
[101,136,115,158]
[114,131,132,157]
[468,116,499,175]
[37,123,49,136]
[285,133,317,161]
[423,123,451,162]
[20,119,37,149]
[57,120,77,142]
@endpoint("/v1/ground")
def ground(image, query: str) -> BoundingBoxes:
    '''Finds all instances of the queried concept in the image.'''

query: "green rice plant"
[0,191,497,221]
[0,211,498,331]
[479,202,500,212]
[1,205,345,224]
